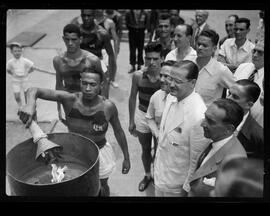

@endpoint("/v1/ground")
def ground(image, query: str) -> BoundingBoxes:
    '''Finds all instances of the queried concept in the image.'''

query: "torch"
[28,121,63,164]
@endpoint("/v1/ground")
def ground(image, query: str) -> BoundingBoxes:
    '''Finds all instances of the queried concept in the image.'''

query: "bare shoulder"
[97,26,110,40]
[82,50,100,62]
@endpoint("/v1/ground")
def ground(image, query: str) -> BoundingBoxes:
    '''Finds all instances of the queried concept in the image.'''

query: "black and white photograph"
[3,7,267,200]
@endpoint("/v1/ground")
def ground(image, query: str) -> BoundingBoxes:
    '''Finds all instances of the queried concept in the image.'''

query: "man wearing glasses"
[153,60,209,196]
[217,17,255,73]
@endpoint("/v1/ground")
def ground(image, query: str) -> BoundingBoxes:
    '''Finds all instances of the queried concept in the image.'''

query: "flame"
[51,164,67,183]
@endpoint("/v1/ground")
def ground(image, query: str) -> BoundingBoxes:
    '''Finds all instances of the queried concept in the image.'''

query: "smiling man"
[18,67,131,197]
[218,17,255,73]
[153,60,208,197]
[165,24,197,63]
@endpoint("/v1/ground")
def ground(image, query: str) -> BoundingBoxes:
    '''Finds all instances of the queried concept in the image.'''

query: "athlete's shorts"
[99,142,116,179]
[11,76,30,93]
[135,109,151,133]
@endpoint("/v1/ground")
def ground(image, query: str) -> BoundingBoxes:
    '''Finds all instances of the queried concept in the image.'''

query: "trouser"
[128,27,145,66]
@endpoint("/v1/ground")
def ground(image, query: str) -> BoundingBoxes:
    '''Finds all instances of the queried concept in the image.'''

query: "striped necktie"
[196,142,213,170]
[248,69,258,82]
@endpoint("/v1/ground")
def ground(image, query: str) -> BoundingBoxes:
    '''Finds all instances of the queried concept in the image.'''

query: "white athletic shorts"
[11,76,30,93]
[99,142,116,179]
[135,109,151,133]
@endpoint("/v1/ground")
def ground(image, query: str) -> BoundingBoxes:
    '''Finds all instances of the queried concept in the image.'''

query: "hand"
[41,147,63,165]
[17,105,36,128]
[122,158,130,174]
[128,122,138,137]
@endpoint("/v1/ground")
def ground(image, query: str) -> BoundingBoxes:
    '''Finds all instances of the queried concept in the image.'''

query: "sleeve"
[218,40,227,57]
[220,65,236,89]
[6,60,12,71]
[145,92,157,119]
[24,58,34,71]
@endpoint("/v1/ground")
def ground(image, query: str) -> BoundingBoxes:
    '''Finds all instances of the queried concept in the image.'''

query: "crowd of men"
[14,9,265,197]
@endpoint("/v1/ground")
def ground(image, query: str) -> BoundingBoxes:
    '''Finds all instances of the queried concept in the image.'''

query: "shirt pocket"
[167,129,186,147]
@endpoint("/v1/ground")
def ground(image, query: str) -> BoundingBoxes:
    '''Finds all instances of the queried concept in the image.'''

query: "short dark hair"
[218,157,263,197]
[172,60,199,80]
[63,24,81,37]
[105,9,114,15]
[81,67,104,82]
[200,29,220,46]
[159,12,171,21]
[212,98,244,129]
[161,60,177,67]
[236,79,261,103]
[235,17,251,29]
[144,41,162,54]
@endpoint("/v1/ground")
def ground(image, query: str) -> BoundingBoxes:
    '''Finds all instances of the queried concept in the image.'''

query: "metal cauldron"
[6,132,100,196]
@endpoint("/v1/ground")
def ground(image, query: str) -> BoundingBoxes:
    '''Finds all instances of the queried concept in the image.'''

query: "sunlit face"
[234,22,249,41]
[160,65,171,92]
[228,84,251,112]
[158,19,171,38]
[144,51,162,73]
[201,103,229,141]
[173,25,190,49]
[80,72,102,100]
[195,11,207,26]
[81,9,95,27]
[196,35,216,58]
[225,16,236,37]
[252,48,264,69]
[168,66,195,101]
[11,46,22,59]
[62,33,81,53]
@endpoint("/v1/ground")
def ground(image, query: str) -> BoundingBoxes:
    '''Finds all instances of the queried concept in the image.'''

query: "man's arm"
[145,94,159,138]
[108,20,119,55]
[102,32,116,81]
[53,56,65,121]
[108,101,131,174]
[128,72,139,136]
[19,87,74,128]
[217,55,238,72]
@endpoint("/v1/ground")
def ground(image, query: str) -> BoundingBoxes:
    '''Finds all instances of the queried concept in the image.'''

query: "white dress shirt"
[165,47,197,63]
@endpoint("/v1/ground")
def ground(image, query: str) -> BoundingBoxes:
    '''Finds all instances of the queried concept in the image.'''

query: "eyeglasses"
[167,76,191,84]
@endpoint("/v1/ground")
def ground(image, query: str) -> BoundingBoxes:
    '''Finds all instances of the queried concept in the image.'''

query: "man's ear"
[247,101,254,109]
[226,124,235,134]
[80,36,83,44]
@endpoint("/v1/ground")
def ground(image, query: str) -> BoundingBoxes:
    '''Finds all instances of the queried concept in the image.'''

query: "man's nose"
[201,119,206,127]
[86,84,91,90]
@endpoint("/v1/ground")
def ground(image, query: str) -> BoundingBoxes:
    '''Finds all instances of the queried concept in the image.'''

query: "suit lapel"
[190,136,235,181]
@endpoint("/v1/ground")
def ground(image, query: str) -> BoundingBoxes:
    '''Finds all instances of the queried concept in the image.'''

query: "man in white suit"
[153,60,209,196]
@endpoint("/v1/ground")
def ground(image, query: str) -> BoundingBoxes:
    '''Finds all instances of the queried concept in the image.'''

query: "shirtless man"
[71,9,117,91]
[18,67,131,197]
[53,24,104,122]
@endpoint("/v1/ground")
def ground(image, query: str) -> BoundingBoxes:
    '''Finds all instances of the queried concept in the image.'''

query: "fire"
[51,164,67,183]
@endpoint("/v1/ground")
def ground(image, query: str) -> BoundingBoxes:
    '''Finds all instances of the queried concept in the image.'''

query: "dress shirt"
[145,89,168,129]
[200,135,233,166]
[219,38,255,67]
[165,47,197,63]
[195,57,235,106]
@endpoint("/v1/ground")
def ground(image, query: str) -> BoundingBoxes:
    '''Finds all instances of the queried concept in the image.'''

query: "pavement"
[6,9,260,197]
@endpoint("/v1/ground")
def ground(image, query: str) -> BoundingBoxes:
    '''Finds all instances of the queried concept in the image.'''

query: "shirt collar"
[171,90,196,104]
[201,57,215,76]
[235,111,249,134]
[212,134,233,152]
[199,22,206,32]
[231,38,250,52]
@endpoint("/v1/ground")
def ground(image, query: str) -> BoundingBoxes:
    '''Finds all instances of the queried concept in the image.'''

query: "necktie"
[196,142,213,170]
[194,27,200,44]
[248,69,258,82]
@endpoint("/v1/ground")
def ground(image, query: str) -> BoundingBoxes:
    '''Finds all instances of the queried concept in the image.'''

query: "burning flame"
[51,164,67,183]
